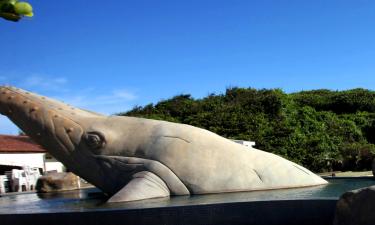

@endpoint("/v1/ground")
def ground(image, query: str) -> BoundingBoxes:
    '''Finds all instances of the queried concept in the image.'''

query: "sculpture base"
[0,199,336,225]
[1,177,374,225]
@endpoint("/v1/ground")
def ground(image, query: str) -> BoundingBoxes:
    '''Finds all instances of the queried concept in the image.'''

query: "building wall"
[45,162,65,173]
[232,140,256,148]
[0,153,45,169]
[0,153,65,174]
[44,153,65,172]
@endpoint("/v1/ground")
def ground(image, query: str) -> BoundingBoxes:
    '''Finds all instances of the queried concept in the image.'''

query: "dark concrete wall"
[0,199,337,225]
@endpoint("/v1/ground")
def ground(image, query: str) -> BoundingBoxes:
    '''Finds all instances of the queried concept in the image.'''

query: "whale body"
[0,86,327,202]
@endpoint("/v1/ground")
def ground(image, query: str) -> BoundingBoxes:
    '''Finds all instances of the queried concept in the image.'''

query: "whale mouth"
[0,86,84,157]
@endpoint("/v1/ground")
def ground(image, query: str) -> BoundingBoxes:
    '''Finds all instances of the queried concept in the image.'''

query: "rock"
[334,185,375,225]
[36,172,79,193]
[372,159,375,176]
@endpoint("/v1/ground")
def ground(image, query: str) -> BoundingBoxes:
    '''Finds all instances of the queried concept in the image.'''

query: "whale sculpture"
[0,86,327,202]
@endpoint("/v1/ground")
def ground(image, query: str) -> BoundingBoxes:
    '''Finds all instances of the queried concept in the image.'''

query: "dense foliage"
[120,88,375,172]
[0,0,33,22]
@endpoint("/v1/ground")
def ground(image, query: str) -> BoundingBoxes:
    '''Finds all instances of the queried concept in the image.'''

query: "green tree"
[0,0,33,22]
[120,87,375,172]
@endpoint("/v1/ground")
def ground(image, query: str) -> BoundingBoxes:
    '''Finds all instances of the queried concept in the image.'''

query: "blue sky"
[1,0,375,134]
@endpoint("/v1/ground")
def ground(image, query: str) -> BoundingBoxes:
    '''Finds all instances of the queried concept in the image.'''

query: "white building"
[232,140,256,148]
[0,135,65,175]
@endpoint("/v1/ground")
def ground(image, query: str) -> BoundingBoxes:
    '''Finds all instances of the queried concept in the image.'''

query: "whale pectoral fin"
[108,171,170,203]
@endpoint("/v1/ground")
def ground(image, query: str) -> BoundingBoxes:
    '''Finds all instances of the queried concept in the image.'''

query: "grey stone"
[0,86,328,202]
[36,172,79,193]
[334,185,375,225]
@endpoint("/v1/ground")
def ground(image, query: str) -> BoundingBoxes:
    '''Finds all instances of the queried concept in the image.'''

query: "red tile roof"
[0,135,46,153]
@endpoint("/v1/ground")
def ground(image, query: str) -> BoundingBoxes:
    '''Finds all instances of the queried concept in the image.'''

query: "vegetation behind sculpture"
[121,88,375,173]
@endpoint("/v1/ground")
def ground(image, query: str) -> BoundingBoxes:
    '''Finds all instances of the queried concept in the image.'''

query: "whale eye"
[85,132,105,150]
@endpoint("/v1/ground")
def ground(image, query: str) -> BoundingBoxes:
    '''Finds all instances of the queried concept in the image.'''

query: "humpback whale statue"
[0,86,327,202]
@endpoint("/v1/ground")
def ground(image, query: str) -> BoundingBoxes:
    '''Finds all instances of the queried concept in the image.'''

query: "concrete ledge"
[0,199,337,225]
[322,176,374,180]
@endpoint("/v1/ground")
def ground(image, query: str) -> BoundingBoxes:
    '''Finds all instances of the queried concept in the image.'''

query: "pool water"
[0,177,374,214]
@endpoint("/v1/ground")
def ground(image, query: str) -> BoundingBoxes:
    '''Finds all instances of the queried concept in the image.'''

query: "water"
[0,177,374,214]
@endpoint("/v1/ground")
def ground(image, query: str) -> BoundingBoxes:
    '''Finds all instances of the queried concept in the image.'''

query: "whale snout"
[0,86,84,155]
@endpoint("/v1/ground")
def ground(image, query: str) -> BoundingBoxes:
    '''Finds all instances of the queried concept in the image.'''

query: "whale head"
[0,86,135,195]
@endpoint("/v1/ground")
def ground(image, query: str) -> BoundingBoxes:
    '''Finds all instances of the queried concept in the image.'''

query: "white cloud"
[23,75,68,92]
[112,90,137,101]
[50,88,138,115]
[96,89,138,103]
[1,73,138,116]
